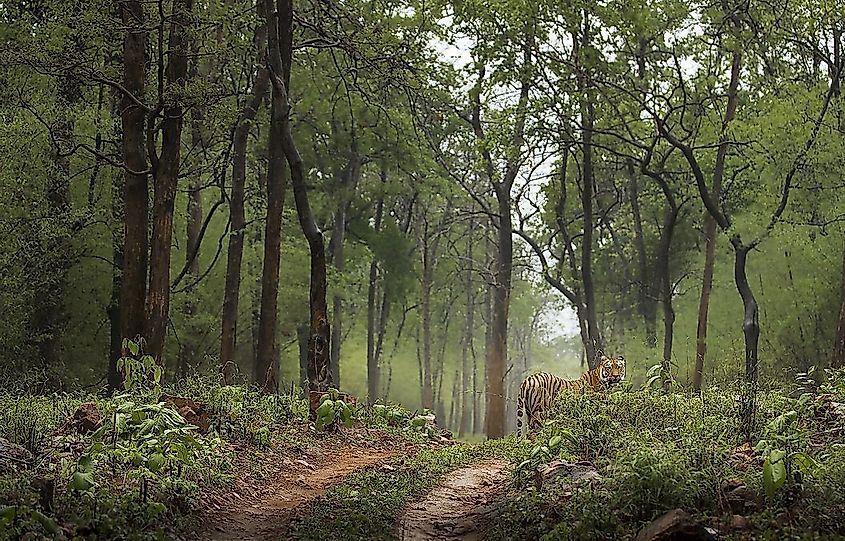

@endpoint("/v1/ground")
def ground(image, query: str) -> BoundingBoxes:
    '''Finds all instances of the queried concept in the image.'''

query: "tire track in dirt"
[202,439,413,540]
[397,460,510,541]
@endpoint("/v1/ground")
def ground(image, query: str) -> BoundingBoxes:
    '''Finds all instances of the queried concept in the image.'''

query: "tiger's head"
[598,355,626,387]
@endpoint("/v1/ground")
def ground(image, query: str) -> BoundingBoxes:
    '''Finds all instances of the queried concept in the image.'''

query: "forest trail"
[202,436,413,540]
[397,459,510,540]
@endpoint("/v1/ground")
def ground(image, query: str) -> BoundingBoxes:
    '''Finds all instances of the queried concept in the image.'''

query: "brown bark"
[486,187,512,438]
[270,0,332,392]
[220,1,269,384]
[833,240,845,368]
[145,0,193,365]
[255,83,288,390]
[118,0,149,353]
[692,50,741,392]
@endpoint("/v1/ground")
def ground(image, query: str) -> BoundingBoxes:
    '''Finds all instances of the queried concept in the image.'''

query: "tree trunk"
[329,149,361,388]
[420,226,434,410]
[833,240,845,367]
[108,165,124,391]
[693,50,741,392]
[119,0,149,352]
[366,182,385,404]
[578,15,602,367]
[657,205,679,389]
[486,187,512,438]
[297,323,309,394]
[580,95,601,366]
[459,219,475,437]
[254,74,287,391]
[733,243,760,383]
[626,161,657,347]
[145,0,193,366]
[180,116,203,380]
[220,1,269,384]
[271,0,332,392]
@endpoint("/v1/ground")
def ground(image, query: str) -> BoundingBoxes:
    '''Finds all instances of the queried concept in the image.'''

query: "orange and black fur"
[516,355,626,436]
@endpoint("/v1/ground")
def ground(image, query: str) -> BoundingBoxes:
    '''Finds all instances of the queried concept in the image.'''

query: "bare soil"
[200,428,415,540]
[397,459,510,541]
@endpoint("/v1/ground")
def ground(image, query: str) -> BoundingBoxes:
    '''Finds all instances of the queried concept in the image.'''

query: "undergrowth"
[0,377,308,540]
[491,370,845,540]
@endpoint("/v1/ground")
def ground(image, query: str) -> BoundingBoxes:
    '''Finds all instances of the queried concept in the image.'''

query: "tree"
[222,0,269,385]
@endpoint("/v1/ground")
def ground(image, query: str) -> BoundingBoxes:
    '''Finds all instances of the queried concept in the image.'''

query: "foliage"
[492,379,845,539]
[315,388,356,431]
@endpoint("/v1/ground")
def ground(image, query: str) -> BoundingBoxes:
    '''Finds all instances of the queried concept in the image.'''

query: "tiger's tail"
[516,393,525,437]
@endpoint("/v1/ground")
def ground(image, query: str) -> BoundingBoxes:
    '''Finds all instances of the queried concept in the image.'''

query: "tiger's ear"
[617,355,625,362]
[600,355,609,362]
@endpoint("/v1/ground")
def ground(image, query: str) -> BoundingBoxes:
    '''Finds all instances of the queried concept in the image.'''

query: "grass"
[289,436,528,540]
[488,373,845,540]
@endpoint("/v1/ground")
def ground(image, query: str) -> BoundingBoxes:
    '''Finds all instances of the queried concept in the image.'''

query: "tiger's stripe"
[516,356,625,436]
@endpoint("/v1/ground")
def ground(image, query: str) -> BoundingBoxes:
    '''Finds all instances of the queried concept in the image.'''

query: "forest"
[1,0,844,539]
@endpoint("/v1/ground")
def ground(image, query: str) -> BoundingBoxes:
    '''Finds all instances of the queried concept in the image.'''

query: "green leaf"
[128,340,139,356]
[791,452,819,477]
[31,510,59,534]
[763,457,786,499]
[548,435,562,449]
[147,453,165,472]
[78,454,93,473]
[0,506,16,524]
[69,471,95,491]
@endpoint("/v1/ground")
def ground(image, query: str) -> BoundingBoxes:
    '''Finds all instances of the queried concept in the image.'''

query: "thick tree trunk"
[833,240,845,368]
[220,2,269,384]
[486,188,512,438]
[145,0,193,366]
[254,82,287,390]
[119,0,149,352]
[693,50,741,392]
[271,0,332,392]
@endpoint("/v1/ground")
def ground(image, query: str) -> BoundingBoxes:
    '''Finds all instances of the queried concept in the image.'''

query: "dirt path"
[202,439,410,540]
[397,460,510,541]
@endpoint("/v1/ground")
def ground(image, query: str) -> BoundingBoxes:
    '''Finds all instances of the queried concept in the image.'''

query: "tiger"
[516,355,626,436]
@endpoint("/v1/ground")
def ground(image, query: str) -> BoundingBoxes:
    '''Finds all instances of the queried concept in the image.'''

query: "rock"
[729,514,750,530]
[634,509,716,541]
[534,460,600,492]
[159,394,210,433]
[58,401,102,435]
[721,479,760,514]
[0,437,33,471]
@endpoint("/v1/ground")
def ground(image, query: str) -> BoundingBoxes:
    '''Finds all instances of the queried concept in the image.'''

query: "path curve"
[398,459,510,541]
[203,443,406,540]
